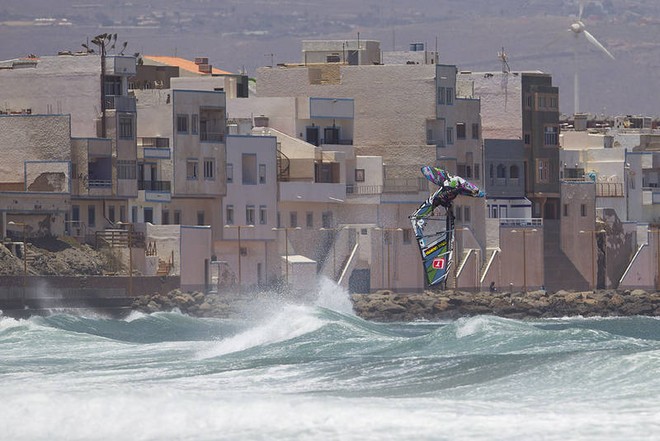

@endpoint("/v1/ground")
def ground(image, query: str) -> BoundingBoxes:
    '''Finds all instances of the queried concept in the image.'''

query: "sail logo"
[432,258,445,269]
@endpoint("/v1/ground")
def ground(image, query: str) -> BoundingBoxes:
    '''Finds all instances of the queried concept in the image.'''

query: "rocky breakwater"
[132,290,238,317]
[351,289,660,321]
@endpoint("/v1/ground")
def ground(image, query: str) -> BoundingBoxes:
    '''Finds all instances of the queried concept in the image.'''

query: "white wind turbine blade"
[578,0,585,20]
[583,29,615,60]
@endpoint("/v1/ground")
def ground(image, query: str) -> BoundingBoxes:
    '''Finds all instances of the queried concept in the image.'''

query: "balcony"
[200,131,225,143]
[499,218,543,227]
[139,180,171,202]
[138,180,171,192]
[104,95,136,112]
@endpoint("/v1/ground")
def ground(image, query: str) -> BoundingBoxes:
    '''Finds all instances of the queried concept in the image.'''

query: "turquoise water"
[1,281,659,441]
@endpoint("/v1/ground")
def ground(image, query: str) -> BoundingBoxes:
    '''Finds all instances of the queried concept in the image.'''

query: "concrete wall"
[0,115,72,182]
[257,64,438,178]
[0,55,101,137]
[561,181,598,287]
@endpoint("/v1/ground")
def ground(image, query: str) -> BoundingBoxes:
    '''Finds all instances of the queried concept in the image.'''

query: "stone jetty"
[133,288,660,321]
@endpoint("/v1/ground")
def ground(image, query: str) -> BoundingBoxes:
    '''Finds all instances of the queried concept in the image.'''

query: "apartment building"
[133,88,226,236]
[255,40,486,291]
[0,53,138,240]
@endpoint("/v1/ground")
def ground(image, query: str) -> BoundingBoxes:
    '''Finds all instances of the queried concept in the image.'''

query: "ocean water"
[1,280,659,441]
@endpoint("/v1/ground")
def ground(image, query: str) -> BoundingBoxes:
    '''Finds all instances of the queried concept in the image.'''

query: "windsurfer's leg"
[446,205,455,231]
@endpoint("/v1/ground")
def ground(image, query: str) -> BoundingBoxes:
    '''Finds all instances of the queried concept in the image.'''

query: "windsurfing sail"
[410,201,455,287]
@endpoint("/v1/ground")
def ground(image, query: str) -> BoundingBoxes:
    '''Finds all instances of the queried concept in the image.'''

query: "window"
[563,204,568,217]
[510,165,519,179]
[446,127,454,145]
[186,160,198,180]
[474,164,480,180]
[117,160,136,179]
[525,93,533,109]
[536,159,550,183]
[191,114,199,134]
[497,164,506,179]
[437,86,445,104]
[355,169,365,182]
[176,114,188,133]
[87,205,96,227]
[324,126,340,144]
[246,205,255,225]
[227,163,233,183]
[144,207,154,224]
[104,75,122,96]
[204,158,215,180]
[131,206,138,223]
[446,87,454,105]
[471,123,479,139]
[290,211,298,228]
[197,211,205,226]
[544,125,559,146]
[226,205,234,225]
[242,153,257,185]
[259,164,266,184]
[581,204,587,217]
[489,164,494,179]
[524,133,531,146]
[455,206,462,221]
[72,205,80,222]
[118,114,134,139]
[162,210,170,225]
[108,205,115,223]
[120,205,126,222]
[306,211,313,228]
[259,205,267,225]
[174,210,181,225]
[456,123,466,139]
[464,206,471,222]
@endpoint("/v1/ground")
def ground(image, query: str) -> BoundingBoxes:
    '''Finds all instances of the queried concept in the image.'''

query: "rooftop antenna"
[498,47,510,73]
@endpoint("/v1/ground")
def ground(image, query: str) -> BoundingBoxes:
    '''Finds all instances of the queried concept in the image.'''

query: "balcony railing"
[200,131,225,142]
[597,182,624,197]
[88,180,112,188]
[104,95,136,112]
[138,137,169,148]
[346,184,383,195]
[138,180,171,192]
[500,218,543,227]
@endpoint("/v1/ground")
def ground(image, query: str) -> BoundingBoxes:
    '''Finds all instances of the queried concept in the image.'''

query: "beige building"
[254,41,486,291]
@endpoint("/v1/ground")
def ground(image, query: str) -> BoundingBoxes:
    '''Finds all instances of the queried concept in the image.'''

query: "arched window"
[510,164,519,179]
[497,164,506,179]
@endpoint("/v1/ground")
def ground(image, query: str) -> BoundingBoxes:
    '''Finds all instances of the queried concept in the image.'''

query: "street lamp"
[510,228,537,292]
[7,221,27,284]
[579,229,606,291]
[224,224,254,292]
[272,226,301,286]
[320,226,345,281]
[117,221,134,296]
[374,227,403,291]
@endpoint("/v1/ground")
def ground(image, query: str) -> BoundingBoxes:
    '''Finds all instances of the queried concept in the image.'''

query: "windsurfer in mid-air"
[409,166,485,287]
[412,166,485,222]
